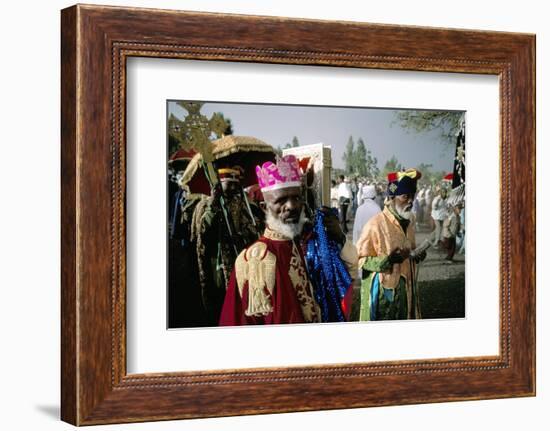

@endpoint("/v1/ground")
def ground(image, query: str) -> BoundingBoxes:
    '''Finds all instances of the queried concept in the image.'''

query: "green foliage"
[355,138,380,179]
[374,157,380,179]
[371,156,380,179]
[283,136,300,149]
[340,136,381,179]
[414,162,448,186]
[415,162,433,185]
[355,138,368,176]
[382,155,404,177]
[342,136,355,174]
[331,167,346,181]
[223,117,234,136]
[394,110,464,147]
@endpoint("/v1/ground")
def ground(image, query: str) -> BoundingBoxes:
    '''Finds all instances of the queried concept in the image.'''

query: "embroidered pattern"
[263,226,292,241]
[288,243,320,323]
[235,242,276,317]
[255,155,302,191]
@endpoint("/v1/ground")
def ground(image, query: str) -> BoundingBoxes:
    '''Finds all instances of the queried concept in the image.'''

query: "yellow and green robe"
[355,206,422,320]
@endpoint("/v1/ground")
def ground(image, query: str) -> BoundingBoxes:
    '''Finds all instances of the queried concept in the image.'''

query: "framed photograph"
[61,4,535,425]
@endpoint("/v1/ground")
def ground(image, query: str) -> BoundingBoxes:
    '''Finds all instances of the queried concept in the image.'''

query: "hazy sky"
[168,101,461,172]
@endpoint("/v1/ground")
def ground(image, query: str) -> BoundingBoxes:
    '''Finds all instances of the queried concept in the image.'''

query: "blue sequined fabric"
[306,208,353,322]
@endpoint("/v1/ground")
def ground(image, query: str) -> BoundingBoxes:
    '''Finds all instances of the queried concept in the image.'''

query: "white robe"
[352,199,382,246]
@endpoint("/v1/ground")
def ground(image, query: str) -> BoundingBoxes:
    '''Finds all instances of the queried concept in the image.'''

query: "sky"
[168,101,462,173]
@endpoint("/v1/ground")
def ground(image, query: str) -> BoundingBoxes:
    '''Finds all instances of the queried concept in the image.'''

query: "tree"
[393,111,464,148]
[355,138,368,177]
[332,168,346,181]
[342,136,355,174]
[382,155,403,177]
[413,163,452,186]
[364,150,380,180]
[284,136,300,149]
[356,137,381,180]
[415,163,433,185]
[224,117,234,136]
[370,156,380,179]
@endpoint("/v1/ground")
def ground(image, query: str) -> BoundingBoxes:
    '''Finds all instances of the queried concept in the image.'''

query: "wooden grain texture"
[60,4,536,425]
[60,5,78,425]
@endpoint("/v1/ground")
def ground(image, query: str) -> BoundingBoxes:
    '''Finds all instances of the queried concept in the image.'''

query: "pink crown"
[255,155,303,192]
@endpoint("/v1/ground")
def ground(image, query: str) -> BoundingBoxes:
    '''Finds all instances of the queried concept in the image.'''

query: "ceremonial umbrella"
[167,148,197,173]
[180,135,276,194]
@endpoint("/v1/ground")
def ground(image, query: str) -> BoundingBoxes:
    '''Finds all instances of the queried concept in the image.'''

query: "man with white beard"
[355,169,426,321]
[219,155,357,325]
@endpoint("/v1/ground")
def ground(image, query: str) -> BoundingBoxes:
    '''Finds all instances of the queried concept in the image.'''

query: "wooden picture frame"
[61,4,535,425]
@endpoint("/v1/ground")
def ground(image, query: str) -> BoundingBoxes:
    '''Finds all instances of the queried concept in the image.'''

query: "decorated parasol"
[180,135,276,194]
[170,102,275,256]
[168,148,197,173]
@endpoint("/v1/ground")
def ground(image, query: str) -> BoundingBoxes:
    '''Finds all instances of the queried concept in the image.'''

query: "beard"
[394,202,413,220]
[266,207,307,239]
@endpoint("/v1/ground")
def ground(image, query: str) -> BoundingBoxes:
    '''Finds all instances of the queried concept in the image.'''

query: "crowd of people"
[331,176,465,263]
[169,137,465,328]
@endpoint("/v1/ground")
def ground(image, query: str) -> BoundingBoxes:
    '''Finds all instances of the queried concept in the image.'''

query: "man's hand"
[388,247,410,264]
[320,207,346,244]
[414,250,427,263]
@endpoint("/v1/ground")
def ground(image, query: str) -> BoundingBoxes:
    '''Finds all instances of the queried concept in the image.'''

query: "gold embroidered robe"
[219,228,321,325]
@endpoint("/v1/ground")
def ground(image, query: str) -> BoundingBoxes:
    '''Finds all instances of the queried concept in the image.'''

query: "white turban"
[363,185,376,199]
